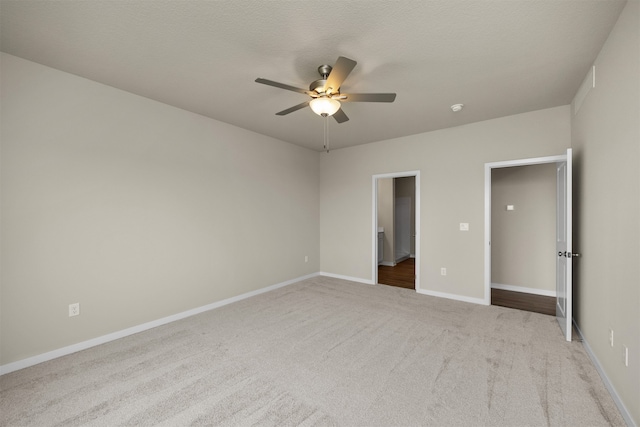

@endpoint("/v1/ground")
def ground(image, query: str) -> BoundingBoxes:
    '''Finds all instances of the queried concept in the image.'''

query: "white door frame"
[484,154,567,304]
[372,171,420,289]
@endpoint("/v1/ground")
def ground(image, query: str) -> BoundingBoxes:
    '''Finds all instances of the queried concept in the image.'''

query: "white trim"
[379,261,396,267]
[484,163,492,305]
[485,154,567,170]
[491,283,557,297]
[0,273,319,376]
[372,170,420,290]
[484,154,567,306]
[416,288,488,306]
[395,254,410,264]
[573,321,637,427]
[319,272,374,285]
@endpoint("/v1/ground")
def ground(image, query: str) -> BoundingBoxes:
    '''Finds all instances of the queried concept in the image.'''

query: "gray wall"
[491,163,556,292]
[571,1,639,423]
[0,54,320,365]
[320,105,570,300]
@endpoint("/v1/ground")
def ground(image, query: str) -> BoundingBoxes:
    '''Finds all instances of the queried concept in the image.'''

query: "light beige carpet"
[0,276,625,426]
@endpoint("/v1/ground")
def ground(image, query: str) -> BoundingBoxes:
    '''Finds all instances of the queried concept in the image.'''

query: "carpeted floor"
[0,276,625,426]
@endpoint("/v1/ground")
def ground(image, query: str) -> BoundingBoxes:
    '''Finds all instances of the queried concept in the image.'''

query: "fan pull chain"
[322,113,330,153]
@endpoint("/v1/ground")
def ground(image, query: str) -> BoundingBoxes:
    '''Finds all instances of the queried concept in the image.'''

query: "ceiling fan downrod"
[310,64,336,95]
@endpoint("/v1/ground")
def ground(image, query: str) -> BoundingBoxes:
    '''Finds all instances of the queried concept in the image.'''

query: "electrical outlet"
[623,346,629,367]
[609,329,614,347]
[69,303,80,317]
[459,223,469,231]
[305,255,308,263]
[441,267,447,276]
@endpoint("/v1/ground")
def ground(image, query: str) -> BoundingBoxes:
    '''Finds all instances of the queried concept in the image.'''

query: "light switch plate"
[507,205,515,211]
[459,223,469,231]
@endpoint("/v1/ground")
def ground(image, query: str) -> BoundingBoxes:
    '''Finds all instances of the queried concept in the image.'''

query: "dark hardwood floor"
[378,258,415,289]
[378,260,554,316]
[491,288,556,316]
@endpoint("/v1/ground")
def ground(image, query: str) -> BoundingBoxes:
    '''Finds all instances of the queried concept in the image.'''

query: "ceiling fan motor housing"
[310,79,327,94]
[309,65,339,93]
[310,64,333,94]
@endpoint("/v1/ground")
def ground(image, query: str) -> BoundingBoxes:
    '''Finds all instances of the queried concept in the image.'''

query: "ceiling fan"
[255,56,396,123]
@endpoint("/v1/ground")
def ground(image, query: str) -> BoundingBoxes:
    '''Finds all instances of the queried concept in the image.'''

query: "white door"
[556,149,573,341]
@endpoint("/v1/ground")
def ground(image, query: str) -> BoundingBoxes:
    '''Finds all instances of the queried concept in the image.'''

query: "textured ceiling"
[0,0,627,151]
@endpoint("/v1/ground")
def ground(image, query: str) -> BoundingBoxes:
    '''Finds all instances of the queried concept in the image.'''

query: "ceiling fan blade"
[342,93,396,102]
[276,101,310,116]
[332,108,349,123]
[324,56,357,93]
[255,78,311,95]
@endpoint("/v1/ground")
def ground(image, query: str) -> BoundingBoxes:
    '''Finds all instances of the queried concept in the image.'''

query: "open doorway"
[484,150,574,341]
[372,171,420,290]
[490,163,557,315]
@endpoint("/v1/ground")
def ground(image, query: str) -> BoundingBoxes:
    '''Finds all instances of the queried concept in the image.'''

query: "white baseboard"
[573,321,636,427]
[319,272,374,285]
[378,261,395,267]
[395,255,410,263]
[0,272,319,376]
[321,273,485,306]
[416,288,489,306]
[491,282,556,297]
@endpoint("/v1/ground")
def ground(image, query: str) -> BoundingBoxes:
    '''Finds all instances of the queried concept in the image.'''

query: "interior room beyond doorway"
[377,175,416,289]
[490,163,556,315]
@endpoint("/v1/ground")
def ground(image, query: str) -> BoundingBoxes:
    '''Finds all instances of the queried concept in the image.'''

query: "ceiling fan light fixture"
[310,97,341,116]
